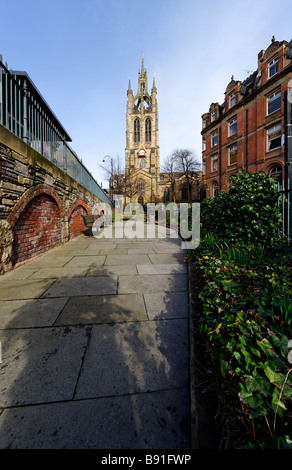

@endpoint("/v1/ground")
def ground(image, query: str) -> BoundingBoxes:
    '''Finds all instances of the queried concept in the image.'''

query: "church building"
[124,55,160,204]
[123,56,201,205]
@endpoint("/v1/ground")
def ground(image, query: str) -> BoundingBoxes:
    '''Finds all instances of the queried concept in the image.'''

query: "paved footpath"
[0,221,191,449]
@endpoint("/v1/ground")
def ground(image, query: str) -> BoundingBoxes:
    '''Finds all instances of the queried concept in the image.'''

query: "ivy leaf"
[264,366,286,387]
[256,339,274,357]
[245,374,268,396]
[221,279,237,292]
[272,387,287,416]
[280,436,292,449]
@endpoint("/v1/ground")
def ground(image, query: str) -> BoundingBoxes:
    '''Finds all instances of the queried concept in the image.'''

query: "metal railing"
[276,180,291,242]
[0,57,109,204]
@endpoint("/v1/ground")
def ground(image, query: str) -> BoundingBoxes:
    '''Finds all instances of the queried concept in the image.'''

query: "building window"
[211,110,215,122]
[137,179,145,192]
[202,118,206,128]
[181,184,188,200]
[145,118,151,142]
[267,124,281,151]
[134,119,140,142]
[267,90,281,115]
[269,165,282,183]
[139,158,146,169]
[211,154,218,172]
[229,118,237,137]
[229,144,237,165]
[268,57,278,79]
[202,138,206,151]
[211,130,218,147]
[212,181,219,197]
[229,92,235,108]
[163,188,169,202]
[202,159,206,175]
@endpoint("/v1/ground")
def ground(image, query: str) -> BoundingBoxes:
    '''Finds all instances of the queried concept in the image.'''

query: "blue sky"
[1,0,292,188]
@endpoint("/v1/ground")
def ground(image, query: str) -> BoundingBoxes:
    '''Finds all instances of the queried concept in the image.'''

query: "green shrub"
[192,240,292,448]
[190,170,291,448]
[201,170,282,246]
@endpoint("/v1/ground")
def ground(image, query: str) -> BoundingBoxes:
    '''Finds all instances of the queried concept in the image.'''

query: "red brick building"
[201,37,292,198]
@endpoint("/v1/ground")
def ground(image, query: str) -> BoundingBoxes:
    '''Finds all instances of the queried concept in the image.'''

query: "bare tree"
[123,171,138,203]
[172,149,201,203]
[161,153,178,203]
[99,154,124,198]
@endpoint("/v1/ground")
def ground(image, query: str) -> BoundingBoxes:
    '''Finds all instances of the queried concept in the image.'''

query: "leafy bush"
[201,170,282,246]
[191,238,292,448]
[190,170,292,448]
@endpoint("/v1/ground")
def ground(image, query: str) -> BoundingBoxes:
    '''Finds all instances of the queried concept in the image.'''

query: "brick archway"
[7,184,64,266]
[7,184,64,227]
[67,200,90,240]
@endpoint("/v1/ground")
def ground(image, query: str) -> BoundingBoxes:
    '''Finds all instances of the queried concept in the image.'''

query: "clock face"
[138,149,146,156]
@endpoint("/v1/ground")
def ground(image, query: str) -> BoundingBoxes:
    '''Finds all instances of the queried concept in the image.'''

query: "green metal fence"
[0,57,109,204]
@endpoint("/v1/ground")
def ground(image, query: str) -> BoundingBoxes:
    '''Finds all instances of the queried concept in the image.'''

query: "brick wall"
[201,39,292,197]
[0,125,103,274]
[68,201,89,240]
[13,193,61,265]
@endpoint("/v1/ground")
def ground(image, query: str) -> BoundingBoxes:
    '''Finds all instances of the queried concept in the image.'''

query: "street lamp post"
[102,155,113,202]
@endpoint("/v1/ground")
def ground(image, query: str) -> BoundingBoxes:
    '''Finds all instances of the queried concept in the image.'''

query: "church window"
[181,184,188,200]
[145,118,151,142]
[163,188,169,202]
[137,179,145,192]
[134,119,140,143]
[139,159,146,169]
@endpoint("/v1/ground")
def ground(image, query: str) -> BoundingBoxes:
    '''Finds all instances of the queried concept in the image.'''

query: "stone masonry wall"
[0,124,103,274]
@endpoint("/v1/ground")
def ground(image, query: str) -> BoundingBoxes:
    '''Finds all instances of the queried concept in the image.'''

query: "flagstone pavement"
[0,222,191,449]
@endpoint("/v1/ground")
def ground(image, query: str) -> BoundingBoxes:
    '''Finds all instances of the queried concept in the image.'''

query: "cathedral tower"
[125,55,160,204]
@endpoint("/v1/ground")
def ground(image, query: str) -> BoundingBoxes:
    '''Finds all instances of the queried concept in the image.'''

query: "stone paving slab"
[82,243,117,252]
[0,325,90,407]
[0,226,191,449]
[153,246,182,253]
[74,319,189,399]
[118,274,188,294]
[144,292,189,320]
[42,276,117,298]
[65,255,106,267]
[0,279,55,300]
[148,253,186,264]
[0,389,190,449]
[136,263,187,274]
[86,265,138,276]
[25,256,74,268]
[0,268,38,280]
[55,293,147,325]
[0,298,68,329]
[29,266,89,279]
[128,248,156,254]
[98,248,128,255]
[105,254,152,266]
